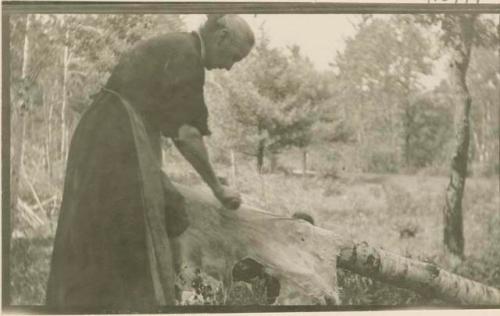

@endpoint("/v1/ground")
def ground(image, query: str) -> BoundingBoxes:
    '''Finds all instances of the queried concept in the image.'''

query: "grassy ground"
[167,155,500,305]
[10,155,500,306]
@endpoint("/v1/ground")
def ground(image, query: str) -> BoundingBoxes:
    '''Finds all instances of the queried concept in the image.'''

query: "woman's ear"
[214,28,229,45]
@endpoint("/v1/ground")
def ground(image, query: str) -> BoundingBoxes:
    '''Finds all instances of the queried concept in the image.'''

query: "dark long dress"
[46,32,210,312]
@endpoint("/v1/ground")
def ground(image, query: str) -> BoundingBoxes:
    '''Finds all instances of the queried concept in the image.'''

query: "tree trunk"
[257,141,264,173]
[389,97,399,162]
[60,28,70,161]
[269,152,278,173]
[20,113,28,169]
[171,180,500,305]
[355,91,366,168]
[403,103,412,169]
[482,102,490,163]
[400,75,412,170]
[230,149,237,184]
[257,122,265,173]
[302,149,308,175]
[442,15,476,260]
[46,96,54,176]
[10,14,32,213]
[356,100,364,145]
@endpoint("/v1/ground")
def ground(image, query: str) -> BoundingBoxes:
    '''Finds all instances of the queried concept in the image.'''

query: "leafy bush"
[362,146,400,174]
[402,98,453,170]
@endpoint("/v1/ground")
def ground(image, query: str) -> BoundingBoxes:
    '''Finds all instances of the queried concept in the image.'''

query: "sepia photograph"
[2,1,500,314]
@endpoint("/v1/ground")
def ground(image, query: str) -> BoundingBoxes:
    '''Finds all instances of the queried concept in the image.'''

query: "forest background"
[7,13,500,305]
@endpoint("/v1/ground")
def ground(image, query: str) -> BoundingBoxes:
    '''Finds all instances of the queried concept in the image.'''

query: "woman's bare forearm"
[173,125,223,195]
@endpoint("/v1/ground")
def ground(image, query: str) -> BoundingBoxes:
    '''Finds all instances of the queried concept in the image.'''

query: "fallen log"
[171,180,500,305]
[337,242,500,305]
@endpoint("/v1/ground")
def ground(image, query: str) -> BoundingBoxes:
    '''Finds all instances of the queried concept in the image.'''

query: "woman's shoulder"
[107,31,202,90]
[133,32,200,59]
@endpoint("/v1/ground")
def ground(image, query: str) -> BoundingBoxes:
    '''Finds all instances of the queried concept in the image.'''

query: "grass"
[9,151,500,306]
[10,237,53,305]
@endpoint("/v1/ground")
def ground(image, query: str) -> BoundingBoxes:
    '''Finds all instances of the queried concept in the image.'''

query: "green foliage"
[227,280,271,305]
[208,28,331,167]
[331,15,437,172]
[361,144,400,174]
[175,265,274,305]
[467,47,499,175]
[402,96,454,169]
[176,268,225,305]
[454,194,500,280]
[415,14,497,50]
[338,269,425,305]
[11,78,43,112]
[10,14,185,117]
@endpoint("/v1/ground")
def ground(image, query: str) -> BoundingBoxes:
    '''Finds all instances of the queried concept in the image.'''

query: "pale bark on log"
[172,181,500,305]
[338,241,500,305]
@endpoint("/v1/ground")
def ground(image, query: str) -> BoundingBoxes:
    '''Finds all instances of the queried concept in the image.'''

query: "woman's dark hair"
[202,14,255,47]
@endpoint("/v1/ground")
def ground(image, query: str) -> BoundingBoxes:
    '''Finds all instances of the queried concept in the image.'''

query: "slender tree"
[60,20,70,161]
[442,15,477,260]
[10,14,32,214]
[417,13,497,259]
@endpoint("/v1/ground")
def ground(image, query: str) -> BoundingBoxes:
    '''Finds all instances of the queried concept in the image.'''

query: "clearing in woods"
[10,166,500,305]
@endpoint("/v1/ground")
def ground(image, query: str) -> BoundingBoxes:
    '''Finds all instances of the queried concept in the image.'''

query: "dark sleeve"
[159,51,211,138]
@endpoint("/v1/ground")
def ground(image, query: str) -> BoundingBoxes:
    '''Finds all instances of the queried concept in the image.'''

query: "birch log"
[171,180,500,305]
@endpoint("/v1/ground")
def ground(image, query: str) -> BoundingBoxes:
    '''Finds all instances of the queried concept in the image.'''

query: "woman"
[46,15,254,311]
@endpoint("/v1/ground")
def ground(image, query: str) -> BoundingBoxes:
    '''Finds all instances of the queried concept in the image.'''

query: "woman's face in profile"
[205,30,253,71]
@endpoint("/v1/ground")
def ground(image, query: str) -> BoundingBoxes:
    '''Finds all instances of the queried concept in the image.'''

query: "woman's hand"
[213,186,242,210]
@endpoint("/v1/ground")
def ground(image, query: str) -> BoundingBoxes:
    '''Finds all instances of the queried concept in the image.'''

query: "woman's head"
[200,15,255,71]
